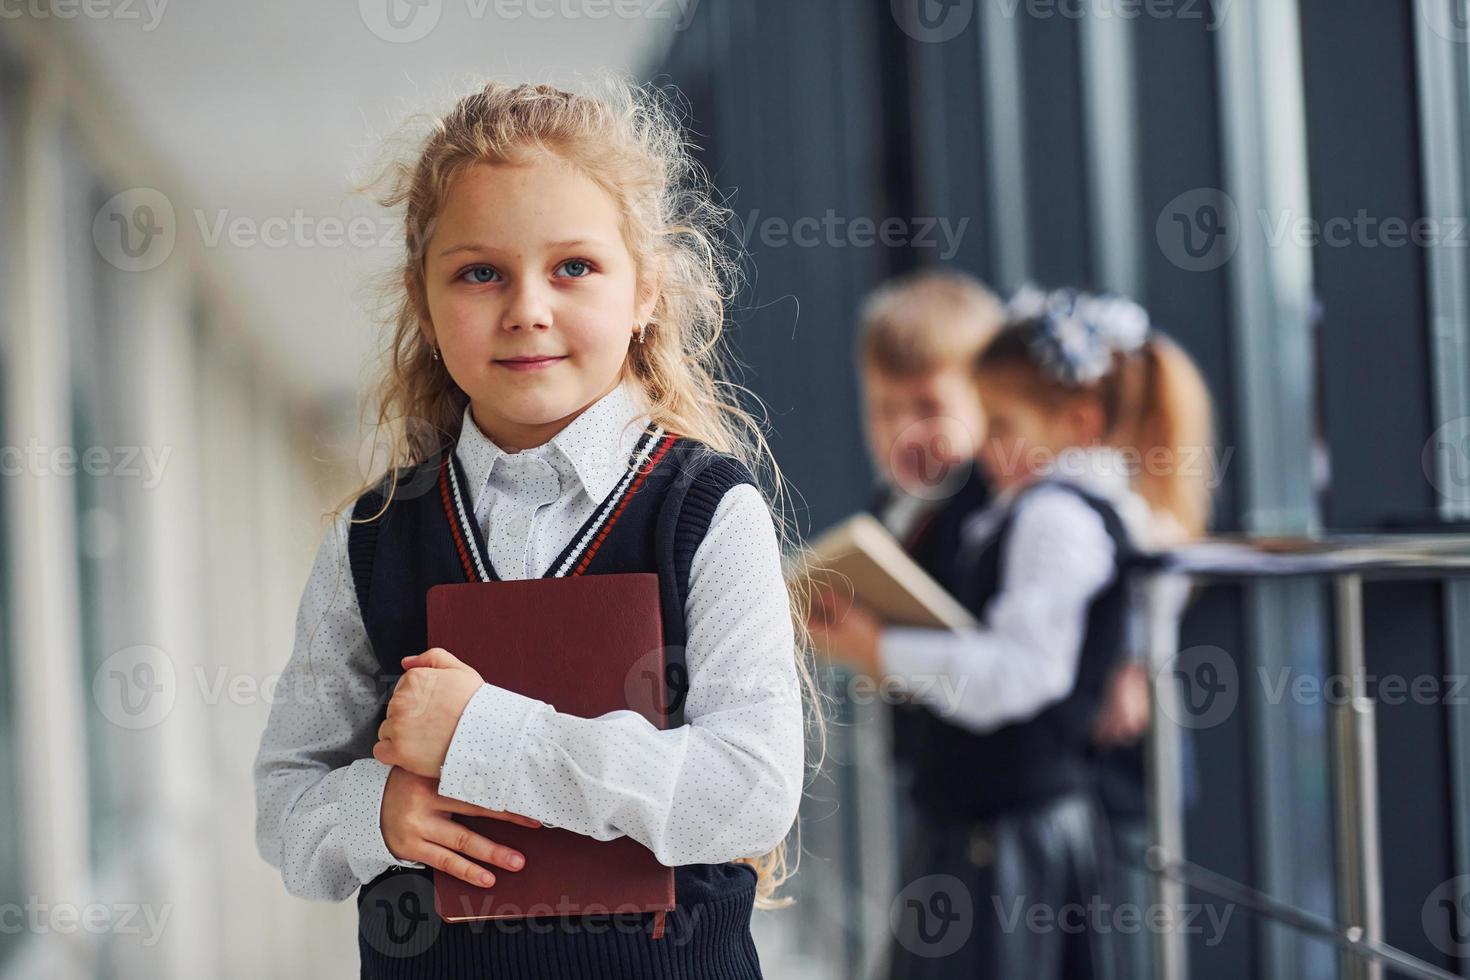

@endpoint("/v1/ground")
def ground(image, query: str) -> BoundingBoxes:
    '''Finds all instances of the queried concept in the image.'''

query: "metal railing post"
[1331,573,1385,980]
[1146,573,1189,980]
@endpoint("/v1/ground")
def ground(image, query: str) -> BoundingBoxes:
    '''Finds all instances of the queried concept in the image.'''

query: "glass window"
[0,51,22,975]
[60,123,145,874]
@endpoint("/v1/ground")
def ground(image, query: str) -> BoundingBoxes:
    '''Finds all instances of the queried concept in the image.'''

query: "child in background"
[853,267,1002,855]
[810,286,1215,979]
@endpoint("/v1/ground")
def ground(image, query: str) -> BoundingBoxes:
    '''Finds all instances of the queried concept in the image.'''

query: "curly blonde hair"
[336,74,828,908]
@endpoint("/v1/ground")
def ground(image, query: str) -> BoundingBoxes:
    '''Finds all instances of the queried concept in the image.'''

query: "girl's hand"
[806,582,885,677]
[374,647,485,779]
[380,765,539,887]
[1093,660,1151,747]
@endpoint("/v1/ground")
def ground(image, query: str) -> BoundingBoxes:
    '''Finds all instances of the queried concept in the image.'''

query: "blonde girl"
[253,77,823,979]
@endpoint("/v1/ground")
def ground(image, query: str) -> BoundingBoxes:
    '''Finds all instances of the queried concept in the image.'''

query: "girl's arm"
[434,483,805,867]
[877,485,1117,734]
[253,512,427,901]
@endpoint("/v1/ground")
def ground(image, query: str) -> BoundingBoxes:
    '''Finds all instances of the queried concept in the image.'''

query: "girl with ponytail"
[810,285,1216,979]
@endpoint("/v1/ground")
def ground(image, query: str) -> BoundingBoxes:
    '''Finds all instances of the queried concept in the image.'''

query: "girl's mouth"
[495,355,567,373]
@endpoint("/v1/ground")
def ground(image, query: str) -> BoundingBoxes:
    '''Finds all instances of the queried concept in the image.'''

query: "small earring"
[634,322,646,344]
[431,345,441,361]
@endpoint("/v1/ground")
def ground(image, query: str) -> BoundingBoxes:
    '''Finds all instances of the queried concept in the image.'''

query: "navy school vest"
[347,423,768,979]
[908,478,1137,822]
[865,460,994,773]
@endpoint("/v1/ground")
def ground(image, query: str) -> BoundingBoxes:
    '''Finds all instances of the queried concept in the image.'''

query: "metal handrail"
[1139,533,1470,980]
[1127,846,1463,980]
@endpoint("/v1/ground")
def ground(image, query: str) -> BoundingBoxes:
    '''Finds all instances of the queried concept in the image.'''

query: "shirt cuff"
[341,756,427,882]
[878,625,948,691]
[436,682,551,813]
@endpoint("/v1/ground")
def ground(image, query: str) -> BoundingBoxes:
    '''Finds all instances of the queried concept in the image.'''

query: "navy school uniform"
[865,460,994,853]
[886,478,1137,980]
[348,425,767,979]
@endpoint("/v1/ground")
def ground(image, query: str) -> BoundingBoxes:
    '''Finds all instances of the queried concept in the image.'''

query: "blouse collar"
[454,380,652,513]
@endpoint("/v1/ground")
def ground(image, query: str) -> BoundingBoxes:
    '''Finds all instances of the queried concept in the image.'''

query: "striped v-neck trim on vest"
[437,423,677,583]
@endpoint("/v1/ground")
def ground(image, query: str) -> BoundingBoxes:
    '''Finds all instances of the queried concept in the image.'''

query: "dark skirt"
[886,791,1116,980]
[357,862,763,979]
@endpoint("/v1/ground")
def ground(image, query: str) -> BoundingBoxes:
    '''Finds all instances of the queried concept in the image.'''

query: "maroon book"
[425,573,676,936]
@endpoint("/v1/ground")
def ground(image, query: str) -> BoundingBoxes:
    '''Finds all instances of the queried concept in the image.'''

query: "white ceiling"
[63,1,677,413]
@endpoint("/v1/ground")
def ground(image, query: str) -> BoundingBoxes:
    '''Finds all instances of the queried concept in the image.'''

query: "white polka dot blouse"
[252,381,804,901]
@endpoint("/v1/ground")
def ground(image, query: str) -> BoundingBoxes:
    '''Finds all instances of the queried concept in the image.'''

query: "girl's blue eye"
[558,259,591,278]
[461,265,497,284]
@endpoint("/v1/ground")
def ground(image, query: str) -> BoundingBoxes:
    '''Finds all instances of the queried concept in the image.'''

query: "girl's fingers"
[426,817,527,874]
[434,795,542,827]
[415,840,505,889]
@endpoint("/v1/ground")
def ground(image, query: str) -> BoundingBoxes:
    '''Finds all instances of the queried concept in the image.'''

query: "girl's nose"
[500,279,553,331]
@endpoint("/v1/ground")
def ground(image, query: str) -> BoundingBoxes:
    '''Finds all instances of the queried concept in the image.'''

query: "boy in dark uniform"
[853,268,1004,852]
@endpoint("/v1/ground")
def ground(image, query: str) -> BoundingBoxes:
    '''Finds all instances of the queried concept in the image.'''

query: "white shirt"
[878,446,1181,734]
[876,488,936,544]
[253,381,804,902]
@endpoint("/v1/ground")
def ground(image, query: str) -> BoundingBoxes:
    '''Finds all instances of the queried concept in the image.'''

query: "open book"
[799,513,977,630]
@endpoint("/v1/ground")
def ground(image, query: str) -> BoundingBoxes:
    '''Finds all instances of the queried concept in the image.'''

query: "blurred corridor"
[2,1,1470,978]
